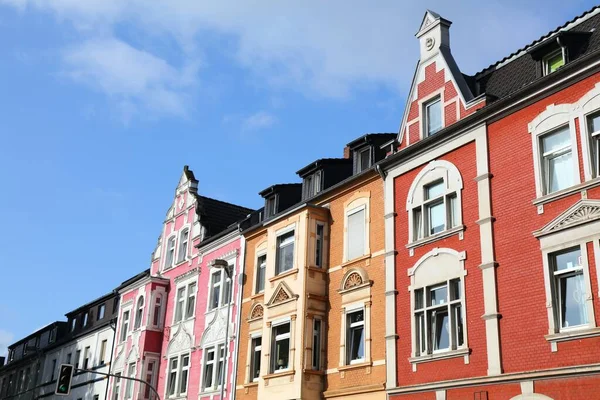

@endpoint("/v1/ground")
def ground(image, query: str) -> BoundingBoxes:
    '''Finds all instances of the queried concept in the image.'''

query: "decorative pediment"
[249,303,264,320]
[200,307,228,347]
[113,345,125,371]
[344,272,363,290]
[534,199,600,237]
[267,281,297,307]
[126,345,139,364]
[167,324,193,356]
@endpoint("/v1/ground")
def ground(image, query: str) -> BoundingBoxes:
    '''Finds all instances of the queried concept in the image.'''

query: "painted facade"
[383,8,600,400]
[107,166,251,400]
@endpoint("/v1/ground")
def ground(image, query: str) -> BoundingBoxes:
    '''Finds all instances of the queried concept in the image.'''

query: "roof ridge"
[198,195,254,212]
[474,4,600,77]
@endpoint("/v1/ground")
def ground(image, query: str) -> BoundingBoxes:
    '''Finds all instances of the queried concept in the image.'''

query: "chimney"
[343,146,351,159]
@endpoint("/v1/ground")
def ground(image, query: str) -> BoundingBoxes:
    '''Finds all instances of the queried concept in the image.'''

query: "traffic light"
[55,364,74,396]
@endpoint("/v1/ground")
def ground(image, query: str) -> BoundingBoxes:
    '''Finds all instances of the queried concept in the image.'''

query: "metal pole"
[219,265,232,400]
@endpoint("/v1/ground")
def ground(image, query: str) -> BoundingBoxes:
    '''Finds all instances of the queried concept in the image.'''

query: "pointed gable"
[267,281,298,307]
[534,199,600,237]
[398,11,486,148]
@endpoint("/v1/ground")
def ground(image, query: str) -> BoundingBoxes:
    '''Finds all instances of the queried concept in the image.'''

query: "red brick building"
[382,8,600,399]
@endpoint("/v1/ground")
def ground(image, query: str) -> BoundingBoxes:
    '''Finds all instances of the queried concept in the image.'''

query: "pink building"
[108,166,252,400]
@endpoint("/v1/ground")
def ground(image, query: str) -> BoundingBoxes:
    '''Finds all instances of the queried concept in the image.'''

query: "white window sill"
[533,177,600,207]
[409,347,469,365]
[545,326,600,343]
[406,225,465,251]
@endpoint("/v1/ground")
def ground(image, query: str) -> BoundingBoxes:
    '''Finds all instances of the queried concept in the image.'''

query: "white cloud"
[241,111,278,132]
[0,0,583,106]
[0,329,13,358]
[62,37,199,119]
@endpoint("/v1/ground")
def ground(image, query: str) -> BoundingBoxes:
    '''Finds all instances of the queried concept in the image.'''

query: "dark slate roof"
[196,196,254,238]
[347,133,397,148]
[473,6,600,101]
[296,157,352,177]
[65,291,117,316]
[258,183,302,198]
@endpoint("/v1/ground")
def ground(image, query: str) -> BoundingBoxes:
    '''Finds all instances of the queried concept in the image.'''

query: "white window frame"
[176,229,189,264]
[134,296,144,330]
[345,307,365,365]
[249,335,262,382]
[207,267,232,311]
[120,309,131,343]
[528,104,580,199]
[576,85,600,181]
[124,363,135,400]
[408,248,469,365]
[543,48,565,76]
[346,206,367,261]
[355,147,372,173]
[201,344,225,392]
[275,229,295,275]
[164,235,176,270]
[270,320,291,373]
[406,161,464,248]
[98,304,106,320]
[424,95,443,137]
[255,253,267,294]
[343,195,370,262]
[165,353,189,398]
[173,281,197,323]
[99,339,107,365]
[113,372,121,400]
[143,359,158,400]
[151,293,164,329]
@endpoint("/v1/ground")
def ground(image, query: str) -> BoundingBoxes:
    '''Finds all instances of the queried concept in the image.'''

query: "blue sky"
[0,0,596,356]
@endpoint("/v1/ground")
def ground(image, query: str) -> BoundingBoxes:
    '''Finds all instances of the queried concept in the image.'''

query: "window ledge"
[337,361,371,372]
[545,327,600,343]
[406,225,465,250]
[533,178,600,206]
[340,254,371,268]
[263,369,295,380]
[303,368,325,375]
[250,292,265,300]
[409,347,470,364]
[269,268,299,283]
[308,265,326,273]
[243,382,259,388]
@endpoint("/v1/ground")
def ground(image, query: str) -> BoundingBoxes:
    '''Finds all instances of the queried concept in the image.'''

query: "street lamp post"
[210,259,232,400]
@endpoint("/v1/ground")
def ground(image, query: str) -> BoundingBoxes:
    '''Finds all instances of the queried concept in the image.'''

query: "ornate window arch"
[163,235,177,271]
[406,160,464,247]
[134,296,145,330]
[575,83,600,180]
[249,303,264,320]
[408,248,469,368]
[340,268,369,291]
[528,103,580,198]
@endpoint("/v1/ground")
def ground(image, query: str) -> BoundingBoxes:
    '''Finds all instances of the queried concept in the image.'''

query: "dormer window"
[355,147,371,173]
[303,171,322,199]
[425,96,442,137]
[265,196,277,218]
[543,49,565,75]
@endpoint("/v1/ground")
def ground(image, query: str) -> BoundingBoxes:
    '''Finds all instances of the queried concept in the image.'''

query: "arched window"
[406,161,463,246]
[152,294,163,328]
[408,248,468,366]
[134,296,144,330]
[575,83,600,180]
[177,229,189,263]
[165,236,176,269]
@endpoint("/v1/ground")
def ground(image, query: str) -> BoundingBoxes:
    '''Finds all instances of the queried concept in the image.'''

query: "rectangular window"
[75,350,81,369]
[71,318,77,332]
[587,111,600,178]
[413,180,459,240]
[209,272,222,310]
[179,354,189,395]
[113,373,121,400]
[346,310,365,364]
[541,126,573,194]
[276,231,295,275]
[167,357,178,397]
[120,310,130,342]
[315,223,324,267]
[98,304,106,320]
[256,255,266,293]
[202,347,216,390]
[544,49,565,75]
[186,282,196,319]
[83,346,90,369]
[49,327,57,343]
[425,97,442,136]
[216,344,225,389]
[83,312,89,327]
[312,320,322,370]
[271,323,291,372]
[356,148,371,173]
[177,229,189,263]
[125,363,135,399]
[250,337,262,381]
[265,196,277,218]
[550,247,588,330]
[347,208,365,260]
[99,340,107,365]
[414,279,464,356]
[174,287,185,322]
[223,275,232,305]
[50,359,57,381]
[165,237,176,269]
[144,360,156,400]
[66,353,72,365]
[304,171,323,198]
[153,296,162,327]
